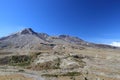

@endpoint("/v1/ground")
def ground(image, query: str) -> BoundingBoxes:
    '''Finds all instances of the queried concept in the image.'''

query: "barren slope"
[0,28,119,80]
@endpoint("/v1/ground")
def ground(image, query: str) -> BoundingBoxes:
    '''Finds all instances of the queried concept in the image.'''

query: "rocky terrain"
[0,28,119,80]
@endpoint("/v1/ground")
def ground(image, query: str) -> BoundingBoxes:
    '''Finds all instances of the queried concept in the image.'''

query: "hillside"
[0,28,119,80]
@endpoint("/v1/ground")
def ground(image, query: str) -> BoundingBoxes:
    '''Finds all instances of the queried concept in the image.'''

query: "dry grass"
[0,47,120,80]
[0,74,34,80]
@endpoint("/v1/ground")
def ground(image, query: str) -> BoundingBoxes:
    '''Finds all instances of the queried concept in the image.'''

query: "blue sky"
[0,0,120,45]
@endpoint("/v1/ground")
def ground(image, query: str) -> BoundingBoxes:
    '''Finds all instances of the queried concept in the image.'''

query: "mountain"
[0,28,120,80]
[0,28,117,50]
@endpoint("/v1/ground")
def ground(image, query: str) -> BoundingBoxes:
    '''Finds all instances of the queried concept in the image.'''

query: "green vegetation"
[8,52,46,67]
[18,69,25,72]
[42,74,59,77]
[9,55,32,66]
[42,72,81,77]
[61,72,81,76]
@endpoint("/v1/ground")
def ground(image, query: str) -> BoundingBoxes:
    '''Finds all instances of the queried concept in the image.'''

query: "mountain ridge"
[0,28,118,50]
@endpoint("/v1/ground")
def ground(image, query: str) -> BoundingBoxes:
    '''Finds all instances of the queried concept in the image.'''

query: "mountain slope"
[0,28,120,80]
[0,28,117,50]
[0,28,45,49]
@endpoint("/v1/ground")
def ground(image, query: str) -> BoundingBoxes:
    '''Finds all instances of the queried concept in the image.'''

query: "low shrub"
[9,55,32,66]
[42,72,81,77]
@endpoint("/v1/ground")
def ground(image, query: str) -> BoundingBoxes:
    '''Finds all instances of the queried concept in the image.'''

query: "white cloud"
[110,42,120,47]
